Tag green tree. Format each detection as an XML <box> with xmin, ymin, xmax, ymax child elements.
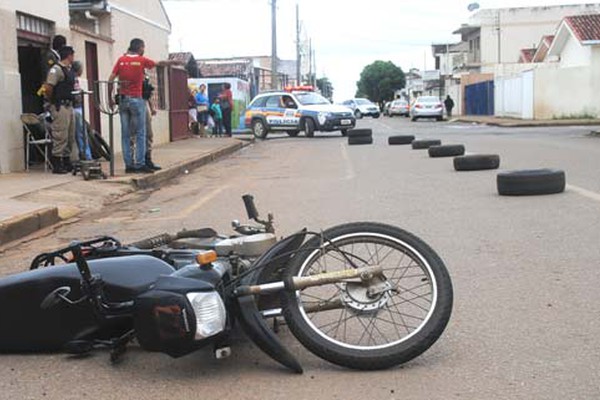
<box><xmin>355</xmin><ymin>61</ymin><xmax>406</xmax><ymax>104</ymax></box>
<box><xmin>317</xmin><ymin>77</ymin><xmax>334</xmax><ymax>101</ymax></box>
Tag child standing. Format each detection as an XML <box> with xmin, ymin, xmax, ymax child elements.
<box><xmin>210</xmin><ymin>98</ymin><xmax>223</xmax><ymax>137</ymax></box>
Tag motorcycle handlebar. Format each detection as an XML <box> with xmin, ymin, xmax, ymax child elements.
<box><xmin>242</xmin><ymin>194</ymin><xmax>259</xmax><ymax>220</ymax></box>
<box><xmin>70</xmin><ymin>244</ymin><xmax>92</xmax><ymax>283</ymax></box>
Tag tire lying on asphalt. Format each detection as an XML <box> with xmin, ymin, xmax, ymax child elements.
<box><xmin>497</xmin><ymin>169</ymin><xmax>566</xmax><ymax>196</ymax></box>
<box><xmin>412</xmin><ymin>139</ymin><xmax>441</xmax><ymax>150</ymax></box>
<box><xmin>428</xmin><ymin>144</ymin><xmax>465</xmax><ymax>158</ymax></box>
<box><xmin>347</xmin><ymin>128</ymin><xmax>372</xmax><ymax>138</ymax></box>
<box><xmin>388</xmin><ymin>135</ymin><xmax>415</xmax><ymax>145</ymax></box>
<box><xmin>454</xmin><ymin>154</ymin><xmax>500</xmax><ymax>171</ymax></box>
<box><xmin>348</xmin><ymin>136</ymin><xmax>373</xmax><ymax>145</ymax></box>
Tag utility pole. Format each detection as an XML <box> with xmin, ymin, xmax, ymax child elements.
<box><xmin>312</xmin><ymin>48</ymin><xmax>316</xmax><ymax>87</ymax></box>
<box><xmin>271</xmin><ymin>0</ymin><xmax>278</xmax><ymax>89</ymax></box>
<box><xmin>496</xmin><ymin>10</ymin><xmax>502</xmax><ymax>63</ymax></box>
<box><xmin>308</xmin><ymin>39</ymin><xmax>313</xmax><ymax>86</ymax></box>
<box><xmin>296</xmin><ymin>2</ymin><xmax>301</xmax><ymax>85</ymax></box>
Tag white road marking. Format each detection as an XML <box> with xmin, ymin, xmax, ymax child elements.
<box><xmin>340</xmin><ymin>142</ymin><xmax>356</xmax><ymax>180</ymax></box>
<box><xmin>145</xmin><ymin>185</ymin><xmax>230</xmax><ymax>222</ymax></box>
<box><xmin>566</xmin><ymin>184</ymin><xmax>600</xmax><ymax>203</ymax></box>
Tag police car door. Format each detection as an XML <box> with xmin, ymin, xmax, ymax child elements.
<box><xmin>265</xmin><ymin>95</ymin><xmax>297</xmax><ymax>130</ymax></box>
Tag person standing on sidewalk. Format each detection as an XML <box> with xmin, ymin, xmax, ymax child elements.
<box><xmin>43</xmin><ymin>46</ymin><xmax>76</xmax><ymax>174</ymax></box>
<box><xmin>195</xmin><ymin>84</ymin><xmax>209</xmax><ymax>137</ymax></box>
<box><xmin>108</xmin><ymin>38</ymin><xmax>157</xmax><ymax>174</ymax></box>
<box><xmin>444</xmin><ymin>95</ymin><xmax>455</xmax><ymax>119</ymax></box>
<box><xmin>219</xmin><ymin>82</ymin><xmax>233</xmax><ymax>136</ymax></box>
<box><xmin>72</xmin><ymin>61</ymin><xmax>92</xmax><ymax>161</ymax></box>
<box><xmin>210</xmin><ymin>97</ymin><xmax>223</xmax><ymax>137</ymax></box>
<box><xmin>141</xmin><ymin>75</ymin><xmax>161</xmax><ymax>170</ymax></box>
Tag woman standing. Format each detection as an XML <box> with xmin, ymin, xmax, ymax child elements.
<box><xmin>220</xmin><ymin>82</ymin><xmax>233</xmax><ymax>137</ymax></box>
<box><xmin>195</xmin><ymin>84</ymin><xmax>209</xmax><ymax>137</ymax></box>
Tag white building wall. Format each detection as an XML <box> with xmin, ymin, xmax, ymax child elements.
<box><xmin>559</xmin><ymin>35</ymin><xmax>591</xmax><ymax>68</ymax></box>
<box><xmin>471</xmin><ymin>4</ymin><xmax>600</xmax><ymax>67</ymax></box>
<box><xmin>0</xmin><ymin>0</ymin><xmax>71</xmax><ymax>173</ymax></box>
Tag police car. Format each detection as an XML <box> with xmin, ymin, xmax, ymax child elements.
<box><xmin>244</xmin><ymin>87</ymin><xmax>356</xmax><ymax>139</ymax></box>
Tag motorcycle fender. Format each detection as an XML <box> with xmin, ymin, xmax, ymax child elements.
<box><xmin>253</xmin><ymin>229</ymin><xmax>307</xmax><ymax>284</ymax></box>
<box><xmin>234</xmin><ymin>294</ymin><xmax>303</xmax><ymax>374</ymax></box>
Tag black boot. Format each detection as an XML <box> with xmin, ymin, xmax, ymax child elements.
<box><xmin>145</xmin><ymin>155</ymin><xmax>162</xmax><ymax>171</ymax></box>
<box><xmin>62</xmin><ymin>157</ymin><xmax>73</xmax><ymax>173</ymax></box>
<box><xmin>51</xmin><ymin>156</ymin><xmax>67</xmax><ymax>174</ymax></box>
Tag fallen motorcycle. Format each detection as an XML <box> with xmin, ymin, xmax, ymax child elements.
<box><xmin>1</xmin><ymin>196</ymin><xmax>453</xmax><ymax>373</ymax></box>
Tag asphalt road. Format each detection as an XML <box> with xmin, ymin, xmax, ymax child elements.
<box><xmin>1</xmin><ymin>117</ymin><xmax>600</xmax><ymax>400</ymax></box>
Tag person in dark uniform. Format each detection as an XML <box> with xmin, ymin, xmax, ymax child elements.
<box><xmin>43</xmin><ymin>46</ymin><xmax>76</xmax><ymax>174</ymax></box>
<box><xmin>37</xmin><ymin>35</ymin><xmax>66</xmax><ymax>99</ymax></box>
<box><xmin>444</xmin><ymin>95</ymin><xmax>455</xmax><ymax>118</ymax></box>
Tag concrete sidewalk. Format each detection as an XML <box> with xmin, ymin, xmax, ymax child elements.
<box><xmin>0</xmin><ymin>136</ymin><xmax>251</xmax><ymax>246</ymax></box>
<box><xmin>451</xmin><ymin>115</ymin><xmax>600</xmax><ymax>127</ymax></box>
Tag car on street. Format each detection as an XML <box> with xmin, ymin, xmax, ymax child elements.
<box><xmin>410</xmin><ymin>96</ymin><xmax>445</xmax><ymax>121</ymax></box>
<box><xmin>383</xmin><ymin>101</ymin><xmax>392</xmax><ymax>116</ymax></box>
<box><xmin>340</xmin><ymin>98</ymin><xmax>381</xmax><ymax>119</ymax></box>
<box><xmin>244</xmin><ymin>88</ymin><xmax>356</xmax><ymax>139</ymax></box>
<box><xmin>388</xmin><ymin>99</ymin><xmax>410</xmax><ymax>117</ymax></box>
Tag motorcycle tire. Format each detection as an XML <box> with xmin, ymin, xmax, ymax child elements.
<box><xmin>281</xmin><ymin>222</ymin><xmax>453</xmax><ymax>370</ymax></box>
<box><xmin>88</xmin><ymin>130</ymin><xmax>112</xmax><ymax>162</ymax></box>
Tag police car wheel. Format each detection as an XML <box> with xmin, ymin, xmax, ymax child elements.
<box><xmin>252</xmin><ymin>119</ymin><xmax>268</xmax><ymax>139</ymax></box>
<box><xmin>341</xmin><ymin>130</ymin><xmax>348</xmax><ymax>136</ymax></box>
<box><xmin>304</xmin><ymin>118</ymin><xmax>316</xmax><ymax>138</ymax></box>
<box><xmin>354</xmin><ymin>110</ymin><xmax>363</xmax><ymax>119</ymax></box>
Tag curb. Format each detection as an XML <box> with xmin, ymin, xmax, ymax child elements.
<box><xmin>452</xmin><ymin>119</ymin><xmax>600</xmax><ymax>128</ymax></box>
<box><xmin>130</xmin><ymin>141</ymin><xmax>247</xmax><ymax>190</ymax></box>
<box><xmin>0</xmin><ymin>207</ymin><xmax>60</xmax><ymax>245</ymax></box>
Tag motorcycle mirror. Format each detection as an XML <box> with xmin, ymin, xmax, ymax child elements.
<box><xmin>242</xmin><ymin>195</ymin><xmax>260</xmax><ymax>220</ymax></box>
<box><xmin>40</xmin><ymin>286</ymin><xmax>72</xmax><ymax>310</ymax></box>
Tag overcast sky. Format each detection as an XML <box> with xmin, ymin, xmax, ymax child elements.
<box><xmin>163</xmin><ymin>0</ymin><xmax>594</xmax><ymax>100</ymax></box>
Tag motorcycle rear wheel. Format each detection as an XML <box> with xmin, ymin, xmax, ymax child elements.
<box><xmin>281</xmin><ymin>222</ymin><xmax>453</xmax><ymax>370</ymax></box>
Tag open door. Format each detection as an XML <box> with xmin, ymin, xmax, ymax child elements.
<box><xmin>168</xmin><ymin>67</ymin><xmax>190</xmax><ymax>141</ymax></box>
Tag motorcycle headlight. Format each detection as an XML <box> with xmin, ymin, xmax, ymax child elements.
<box><xmin>318</xmin><ymin>112</ymin><xmax>331</xmax><ymax>125</ymax></box>
<box><xmin>186</xmin><ymin>292</ymin><xmax>226</xmax><ymax>340</ymax></box>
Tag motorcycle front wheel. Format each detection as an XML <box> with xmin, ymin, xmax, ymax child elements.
<box><xmin>281</xmin><ymin>222</ymin><xmax>453</xmax><ymax>370</ymax></box>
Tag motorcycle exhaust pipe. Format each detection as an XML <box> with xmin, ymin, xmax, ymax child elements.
<box><xmin>235</xmin><ymin>265</ymin><xmax>383</xmax><ymax>297</ymax></box>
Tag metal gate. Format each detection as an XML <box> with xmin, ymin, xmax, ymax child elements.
<box><xmin>465</xmin><ymin>80</ymin><xmax>494</xmax><ymax>115</ymax></box>
<box><xmin>168</xmin><ymin>67</ymin><xmax>190</xmax><ymax>141</ymax></box>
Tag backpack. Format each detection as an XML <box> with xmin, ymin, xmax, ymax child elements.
<box><xmin>142</xmin><ymin>77</ymin><xmax>154</xmax><ymax>100</ymax></box>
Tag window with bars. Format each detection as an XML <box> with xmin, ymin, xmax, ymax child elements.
<box><xmin>16</xmin><ymin>12</ymin><xmax>53</xmax><ymax>38</ymax></box>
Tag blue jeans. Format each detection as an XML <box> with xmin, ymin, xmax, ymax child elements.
<box><xmin>119</xmin><ymin>96</ymin><xmax>146</xmax><ymax>168</ymax></box>
<box><xmin>73</xmin><ymin>107</ymin><xmax>92</xmax><ymax>160</ymax></box>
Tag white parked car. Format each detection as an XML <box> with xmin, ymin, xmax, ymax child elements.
<box><xmin>340</xmin><ymin>98</ymin><xmax>381</xmax><ymax>119</ymax></box>
<box><xmin>410</xmin><ymin>96</ymin><xmax>444</xmax><ymax>121</ymax></box>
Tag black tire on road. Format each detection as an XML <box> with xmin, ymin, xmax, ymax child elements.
<box><xmin>373</xmin><ymin>113</ymin><xmax>380</xmax><ymax>119</ymax></box>
<box><xmin>454</xmin><ymin>154</ymin><xmax>500</xmax><ymax>171</ymax></box>
<box><xmin>348</xmin><ymin>136</ymin><xmax>373</xmax><ymax>145</ymax></box>
<box><xmin>428</xmin><ymin>144</ymin><xmax>465</xmax><ymax>158</ymax></box>
<box><xmin>304</xmin><ymin>118</ymin><xmax>316</xmax><ymax>138</ymax></box>
<box><xmin>388</xmin><ymin>135</ymin><xmax>415</xmax><ymax>145</ymax></box>
<box><xmin>497</xmin><ymin>169</ymin><xmax>566</xmax><ymax>196</ymax></box>
<box><xmin>252</xmin><ymin>119</ymin><xmax>268</xmax><ymax>139</ymax></box>
<box><xmin>411</xmin><ymin>139</ymin><xmax>441</xmax><ymax>150</ymax></box>
<box><xmin>347</xmin><ymin>129</ymin><xmax>372</xmax><ymax>138</ymax></box>
<box><xmin>281</xmin><ymin>222</ymin><xmax>453</xmax><ymax>370</ymax></box>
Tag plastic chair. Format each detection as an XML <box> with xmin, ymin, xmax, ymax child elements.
<box><xmin>21</xmin><ymin>113</ymin><xmax>52</xmax><ymax>172</ymax></box>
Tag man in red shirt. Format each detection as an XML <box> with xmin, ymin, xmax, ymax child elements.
<box><xmin>109</xmin><ymin>38</ymin><xmax>157</xmax><ymax>173</ymax></box>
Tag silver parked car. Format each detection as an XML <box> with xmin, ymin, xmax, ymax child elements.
<box><xmin>388</xmin><ymin>99</ymin><xmax>410</xmax><ymax>117</ymax></box>
<box><xmin>410</xmin><ymin>96</ymin><xmax>444</xmax><ymax>121</ymax></box>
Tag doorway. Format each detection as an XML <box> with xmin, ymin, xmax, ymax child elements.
<box><xmin>85</xmin><ymin>41</ymin><xmax>102</xmax><ymax>133</ymax></box>
<box><xmin>18</xmin><ymin>45</ymin><xmax>45</xmax><ymax>115</ymax></box>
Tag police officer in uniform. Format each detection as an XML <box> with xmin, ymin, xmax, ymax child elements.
<box><xmin>43</xmin><ymin>46</ymin><xmax>76</xmax><ymax>174</ymax></box>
